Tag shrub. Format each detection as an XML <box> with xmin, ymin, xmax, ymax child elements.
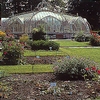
<box><xmin>0</xmin><ymin>31</ymin><xmax>6</xmax><ymax>41</ymax></box>
<box><xmin>3</xmin><ymin>34</ymin><xmax>15</xmax><ymax>42</ymax></box>
<box><xmin>32</xmin><ymin>25</ymin><xmax>46</xmax><ymax>40</ymax></box>
<box><xmin>75</xmin><ymin>32</ymin><xmax>91</xmax><ymax>42</ymax></box>
<box><xmin>53</xmin><ymin>56</ymin><xmax>100</xmax><ymax>80</ymax></box>
<box><xmin>0</xmin><ymin>31</ymin><xmax>6</xmax><ymax>37</ymax></box>
<box><xmin>30</xmin><ymin>40</ymin><xmax>59</xmax><ymax>50</ymax></box>
<box><xmin>2</xmin><ymin>41</ymin><xmax>24</xmax><ymax>65</ymax></box>
<box><xmin>90</xmin><ymin>36</ymin><xmax>100</xmax><ymax>46</ymax></box>
<box><xmin>19</xmin><ymin>34</ymin><xmax>29</xmax><ymax>43</ymax></box>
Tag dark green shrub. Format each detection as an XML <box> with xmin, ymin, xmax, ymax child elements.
<box><xmin>32</xmin><ymin>25</ymin><xmax>46</xmax><ymax>41</ymax></box>
<box><xmin>30</xmin><ymin>40</ymin><xmax>59</xmax><ymax>50</ymax></box>
<box><xmin>53</xmin><ymin>56</ymin><xmax>99</xmax><ymax>80</ymax></box>
<box><xmin>85</xmin><ymin>35</ymin><xmax>91</xmax><ymax>41</ymax></box>
<box><xmin>44</xmin><ymin>41</ymin><xmax>59</xmax><ymax>50</ymax></box>
<box><xmin>90</xmin><ymin>36</ymin><xmax>100</xmax><ymax>46</ymax></box>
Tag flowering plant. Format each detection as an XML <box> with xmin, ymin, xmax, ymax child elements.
<box><xmin>3</xmin><ymin>34</ymin><xmax>15</xmax><ymax>42</ymax></box>
<box><xmin>0</xmin><ymin>31</ymin><xmax>6</xmax><ymax>37</ymax></box>
<box><xmin>2</xmin><ymin>41</ymin><xmax>24</xmax><ymax>65</ymax></box>
<box><xmin>53</xmin><ymin>56</ymin><xmax>100</xmax><ymax>80</ymax></box>
<box><xmin>84</xmin><ymin>66</ymin><xmax>100</xmax><ymax>80</ymax></box>
<box><xmin>0</xmin><ymin>31</ymin><xmax>6</xmax><ymax>41</ymax></box>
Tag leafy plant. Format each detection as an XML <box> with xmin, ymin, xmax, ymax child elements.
<box><xmin>0</xmin><ymin>31</ymin><xmax>6</xmax><ymax>41</ymax></box>
<box><xmin>53</xmin><ymin>56</ymin><xmax>100</xmax><ymax>80</ymax></box>
<box><xmin>30</xmin><ymin>40</ymin><xmax>59</xmax><ymax>50</ymax></box>
<box><xmin>19</xmin><ymin>34</ymin><xmax>29</xmax><ymax>43</ymax></box>
<box><xmin>75</xmin><ymin>32</ymin><xmax>91</xmax><ymax>42</ymax></box>
<box><xmin>90</xmin><ymin>36</ymin><xmax>100</xmax><ymax>46</ymax></box>
<box><xmin>32</xmin><ymin>25</ymin><xmax>46</xmax><ymax>40</ymax></box>
<box><xmin>0</xmin><ymin>31</ymin><xmax>6</xmax><ymax>37</ymax></box>
<box><xmin>3</xmin><ymin>34</ymin><xmax>15</xmax><ymax>42</ymax></box>
<box><xmin>2</xmin><ymin>41</ymin><xmax>24</xmax><ymax>65</ymax></box>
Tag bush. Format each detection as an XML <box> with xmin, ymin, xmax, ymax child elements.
<box><xmin>30</xmin><ymin>40</ymin><xmax>59</xmax><ymax>50</ymax></box>
<box><xmin>75</xmin><ymin>32</ymin><xmax>90</xmax><ymax>42</ymax></box>
<box><xmin>32</xmin><ymin>25</ymin><xmax>46</xmax><ymax>40</ymax></box>
<box><xmin>3</xmin><ymin>34</ymin><xmax>15</xmax><ymax>42</ymax></box>
<box><xmin>0</xmin><ymin>31</ymin><xmax>6</xmax><ymax>37</ymax></box>
<box><xmin>2</xmin><ymin>41</ymin><xmax>24</xmax><ymax>65</ymax></box>
<box><xmin>90</xmin><ymin>36</ymin><xmax>100</xmax><ymax>46</ymax></box>
<box><xmin>53</xmin><ymin>56</ymin><xmax>100</xmax><ymax>80</ymax></box>
<box><xmin>0</xmin><ymin>31</ymin><xmax>6</xmax><ymax>41</ymax></box>
<box><xmin>19</xmin><ymin>34</ymin><xmax>29</xmax><ymax>43</ymax></box>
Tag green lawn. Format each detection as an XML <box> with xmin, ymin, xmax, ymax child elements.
<box><xmin>0</xmin><ymin>65</ymin><xmax>53</xmax><ymax>74</ymax></box>
<box><xmin>60</xmin><ymin>48</ymin><xmax>100</xmax><ymax>64</ymax></box>
<box><xmin>54</xmin><ymin>40</ymin><xmax>90</xmax><ymax>47</ymax></box>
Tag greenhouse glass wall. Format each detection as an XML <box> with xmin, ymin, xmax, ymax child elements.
<box><xmin>1</xmin><ymin>0</ymin><xmax>91</xmax><ymax>39</ymax></box>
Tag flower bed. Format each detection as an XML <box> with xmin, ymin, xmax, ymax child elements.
<box><xmin>0</xmin><ymin>73</ymin><xmax>100</xmax><ymax>100</ymax></box>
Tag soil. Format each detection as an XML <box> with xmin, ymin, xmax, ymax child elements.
<box><xmin>0</xmin><ymin>73</ymin><xmax>100</xmax><ymax>100</ymax></box>
<box><xmin>25</xmin><ymin>56</ymin><xmax>64</xmax><ymax>64</ymax></box>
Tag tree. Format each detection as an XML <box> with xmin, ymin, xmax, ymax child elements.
<box><xmin>67</xmin><ymin>0</ymin><xmax>100</xmax><ymax>30</ymax></box>
<box><xmin>1</xmin><ymin>0</ymin><xmax>42</xmax><ymax>17</ymax></box>
<box><xmin>51</xmin><ymin>0</ymin><xmax>65</xmax><ymax>7</ymax></box>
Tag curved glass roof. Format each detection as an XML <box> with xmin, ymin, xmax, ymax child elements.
<box><xmin>7</xmin><ymin>10</ymin><xmax>80</xmax><ymax>24</ymax></box>
<box><xmin>3</xmin><ymin>0</ymin><xmax>90</xmax><ymax>35</ymax></box>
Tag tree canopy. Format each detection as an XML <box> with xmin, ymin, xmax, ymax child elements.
<box><xmin>67</xmin><ymin>0</ymin><xmax>100</xmax><ymax>30</ymax></box>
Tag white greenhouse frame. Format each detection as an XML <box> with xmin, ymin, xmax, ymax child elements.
<box><xmin>0</xmin><ymin>0</ymin><xmax>91</xmax><ymax>39</ymax></box>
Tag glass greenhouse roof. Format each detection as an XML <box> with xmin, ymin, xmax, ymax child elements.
<box><xmin>7</xmin><ymin>10</ymin><xmax>80</xmax><ymax>24</ymax></box>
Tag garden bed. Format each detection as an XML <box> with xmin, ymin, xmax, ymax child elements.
<box><xmin>0</xmin><ymin>73</ymin><xmax>100</xmax><ymax>100</ymax></box>
<box><xmin>26</xmin><ymin>56</ymin><xmax>64</xmax><ymax>64</ymax></box>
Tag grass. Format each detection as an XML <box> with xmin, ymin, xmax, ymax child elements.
<box><xmin>60</xmin><ymin>48</ymin><xmax>100</xmax><ymax>64</ymax></box>
<box><xmin>24</xmin><ymin>50</ymin><xmax>59</xmax><ymax>56</ymax></box>
<box><xmin>0</xmin><ymin>65</ymin><xmax>53</xmax><ymax>74</ymax></box>
<box><xmin>54</xmin><ymin>40</ymin><xmax>90</xmax><ymax>47</ymax></box>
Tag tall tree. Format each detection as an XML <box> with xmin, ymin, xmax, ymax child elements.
<box><xmin>67</xmin><ymin>0</ymin><xmax>100</xmax><ymax>30</ymax></box>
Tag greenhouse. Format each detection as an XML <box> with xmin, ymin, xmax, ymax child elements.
<box><xmin>1</xmin><ymin>0</ymin><xmax>91</xmax><ymax>39</ymax></box>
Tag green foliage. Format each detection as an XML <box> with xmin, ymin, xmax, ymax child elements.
<box><xmin>53</xmin><ymin>56</ymin><xmax>100</xmax><ymax>80</ymax></box>
<box><xmin>29</xmin><ymin>40</ymin><xmax>59</xmax><ymax>50</ymax></box>
<box><xmin>19</xmin><ymin>34</ymin><xmax>29</xmax><ymax>43</ymax></box>
<box><xmin>3</xmin><ymin>34</ymin><xmax>15</xmax><ymax>42</ymax></box>
<box><xmin>90</xmin><ymin>36</ymin><xmax>100</xmax><ymax>46</ymax></box>
<box><xmin>75</xmin><ymin>32</ymin><xmax>90</xmax><ymax>42</ymax></box>
<box><xmin>2</xmin><ymin>41</ymin><xmax>24</xmax><ymax>65</ymax></box>
<box><xmin>0</xmin><ymin>70</ymin><xmax>9</xmax><ymax>78</ymax></box>
<box><xmin>32</xmin><ymin>25</ymin><xmax>46</xmax><ymax>40</ymax></box>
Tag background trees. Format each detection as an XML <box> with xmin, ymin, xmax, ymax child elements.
<box><xmin>1</xmin><ymin>0</ymin><xmax>42</xmax><ymax>17</ymax></box>
<box><xmin>67</xmin><ymin>0</ymin><xmax>100</xmax><ymax>30</ymax></box>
